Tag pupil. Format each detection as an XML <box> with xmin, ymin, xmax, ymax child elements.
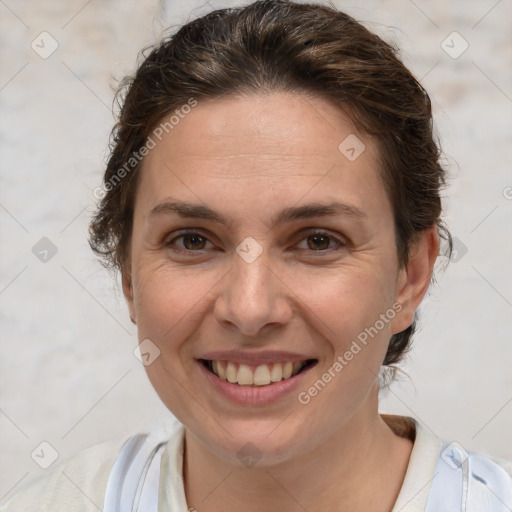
<box><xmin>308</xmin><ymin>234</ymin><xmax>329</xmax><ymax>250</ymax></box>
<box><xmin>185</xmin><ymin>234</ymin><xmax>205</xmax><ymax>250</ymax></box>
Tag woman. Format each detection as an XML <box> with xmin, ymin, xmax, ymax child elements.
<box><xmin>2</xmin><ymin>1</ymin><xmax>511</xmax><ymax>510</ymax></box>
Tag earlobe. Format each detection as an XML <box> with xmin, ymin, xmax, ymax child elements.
<box><xmin>121</xmin><ymin>269</ymin><xmax>137</xmax><ymax>325</ymax></box>
<box><xmin>391</xmin><ymin>226</ymin><xmax>439</xmax><ymax>334</ymax></box>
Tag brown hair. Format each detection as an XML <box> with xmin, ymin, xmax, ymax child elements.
<box><xmin>88</xmin><ymin>0</ymin><xmax>452</xmax><ymax>370</ymax></box>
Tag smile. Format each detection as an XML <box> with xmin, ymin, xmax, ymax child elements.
<box><xmin>200</xmin><ymin>359</ymin><xmax>317</xmax><ymax>387</ymax></box>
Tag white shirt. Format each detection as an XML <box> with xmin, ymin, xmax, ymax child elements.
<box><xmin>2</xmin><ymin>415</ymin><xmax>511</xmax><ymax>511</ymax></box>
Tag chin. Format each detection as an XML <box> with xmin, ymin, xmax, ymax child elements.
<box><xmin>190</xmin><ymin>416</ymin><xmax>312</xmax><ymax>468</ymax></box>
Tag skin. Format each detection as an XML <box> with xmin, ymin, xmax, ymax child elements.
<box><xmin>122</xmin><ymin>91</ymin><xmax>439</xmax><ymax>511</ymax></box>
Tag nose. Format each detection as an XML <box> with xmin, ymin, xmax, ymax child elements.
<box><xmin>213</xmin><ymin>245</ymin><xmax>293</xmax><ymax>338</ymax></box>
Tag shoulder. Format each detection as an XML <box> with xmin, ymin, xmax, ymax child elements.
<box><xmin>426</xmin><ymin>442</ymin><xmax>512</xmax><ymax>511</ymax></box>
<box><xmin>386</xmin><ymin>415</ymin><xmax>512</xmax><ymax>512</ymax></box>
<box><xmin>466</xmin><ymin>449</ymin><xmax>512</xmax><ymax>502</ymax></box>
<box><xmin>490</xmin><ymin>455</ymin><xmax>512</xmax><ymax>479</ymax></box>
<box><xmin>0</xmin><ymin>435</ymin><xmax>131</xmax><ymax>512</ymax></box>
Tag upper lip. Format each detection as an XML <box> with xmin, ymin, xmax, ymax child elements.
<box><xmin>198</xmin><ymin>350</ymin><xmax>317</xmax><ymax>365</ymax></box>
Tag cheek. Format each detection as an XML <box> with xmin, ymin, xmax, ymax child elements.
<box><xmin>131</xmin><ymin>266</ymin><xmax>211</xmax><ymax>417</ymax></box>
<box><xmin>286</xmin><ymin>263</ymin><xmax>396</xmax><ymax>348</ymax></box>
<box><xmin>133</xmin><ymin>255</ymin><xmax>396</xmax><ymax>351</ymax></box>
<box><xmin>293</xmin><ymin>267</ymin><xmax>396</xmax><ymax>415</ymax></box>
<box><xmin>132</xmin><ymin>263</ymin><xmax>217</xmax><ymax>351</ymax></box>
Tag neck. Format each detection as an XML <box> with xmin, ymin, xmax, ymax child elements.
<box><xmin>182</xmin><ymin>390</ymin><xmax>414</xmax><ymax>512</ymax></box>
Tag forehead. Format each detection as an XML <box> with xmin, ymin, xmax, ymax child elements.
<box><xmin>135</xmin><ymin>92</ymin><xmax>391</xmax><ymax>226</ymax></box>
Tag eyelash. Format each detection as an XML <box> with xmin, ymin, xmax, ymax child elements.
<box><xmin>164</xmin><ymin>229</ymin><xmax>347</xmax><ymax>255</ymax></box>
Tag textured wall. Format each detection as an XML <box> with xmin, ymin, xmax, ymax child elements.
<box><xmin>1</xmin><ymin>0</ymin><xmax>511</xmax><ymax>502</ymax></box>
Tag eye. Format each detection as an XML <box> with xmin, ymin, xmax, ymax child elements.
<box><xmin>165</xmin><ymin>230</ymin><xmax>213</xmax><ymax>252</ymax></box>
<box><xmin>164</xmin><ymin>229</ymin><xmax>347</xmax><ymax>255</ymax></box>
<box><xmin>296</xmin><ymin>230</ymin><xmax>346</xmax><ymax>253</ymax></box>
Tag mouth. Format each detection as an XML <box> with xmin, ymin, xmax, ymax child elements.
<box><xmin>199</xmin><ymin>359</ymin><xmax>318</xmax><ymax>387</ymax></box>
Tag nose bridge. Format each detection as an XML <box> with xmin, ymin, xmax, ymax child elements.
<box><xmin>215</xmin><ymin>238</ymin><xmax>291</xmax><ymax>336</ymax></box>
<box><xmin>233</xmin><ymin>244</ymin><xmax>272</xmax><ymax>301</ymax></box>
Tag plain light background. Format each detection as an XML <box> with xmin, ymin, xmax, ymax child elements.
<box><xmin>0</xmin><ymin>0</ymin><xmax>511</xmax><ymax>502</ymax></box>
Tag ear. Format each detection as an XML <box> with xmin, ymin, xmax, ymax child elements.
<box><xmin>121</xmin><ymin>264</ymin><xmax>137</xmax><ymax>325</ymax></box>
<box><xmin>391</xmin><ymin>226</ymin><xmax>439</xmax><ymax>334</ymax></box>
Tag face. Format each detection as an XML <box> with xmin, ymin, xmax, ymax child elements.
<box><xmin>123</xmin><ymin>91</ymin><xmax>433</xmax><ymax>466</ymax></box>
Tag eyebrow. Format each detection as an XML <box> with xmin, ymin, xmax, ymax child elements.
<box><xmin>147</xmin><ymin>199</ymin><xmax>366</xmax><ymax>229</ymax></box>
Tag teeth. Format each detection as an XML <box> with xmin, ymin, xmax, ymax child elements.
<box><xmin>237</xmin><ymin>364</ymin><xmax>253</xmax><ymax>385</ymax></box>
<box><xmin>270</xmin><ymin>363</ymin><xmax>282</xmax><ymax>382</ymax></box>
<box><xmin>254</xmin><ymin>364</ymin><xmax>271</xmax><ymax>385</ymax></box>
<box><xmin>282</xmin><ymin>362</ymin><xmax>293</xmax><ymax>379</ymax></box>
<box><xmin>217</xmin><ymin>361</ymin><xmax>227</xmax><ymax>380</ymax></box>
<box><xmin>226</xmin><ymin>362</ymin><xmax>237</xmax><ymax>383</ymax></box>
<box><xmin>208</xmin><ymin>360</ymin><xmax>308</xmax><ymax>386</ymax></box>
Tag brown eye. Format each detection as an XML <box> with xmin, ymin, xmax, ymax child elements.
<box><xmin>296</xmin><ymin>230</ymin><xmax>346</xmax><ymax>253</ymax></box>
<box><xmin>166</xmin><ymin>231</ymin><xmax>211</xmax><ymax>251</ymax></box>
<box><xmin>182</xmin><ymin>233</ymin><xmax>207</xmax><ymax>250</ymax></box>
<box><xmin>306</xmin><ymin>234</ymin><xmax>332</xmax><ymax>251</ymax></box>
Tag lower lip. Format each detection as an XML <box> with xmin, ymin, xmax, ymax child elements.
<box><xmin>197</xmin><ymin>360</ymin><xmax>316</xmax><ymax>405</ymax></box>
